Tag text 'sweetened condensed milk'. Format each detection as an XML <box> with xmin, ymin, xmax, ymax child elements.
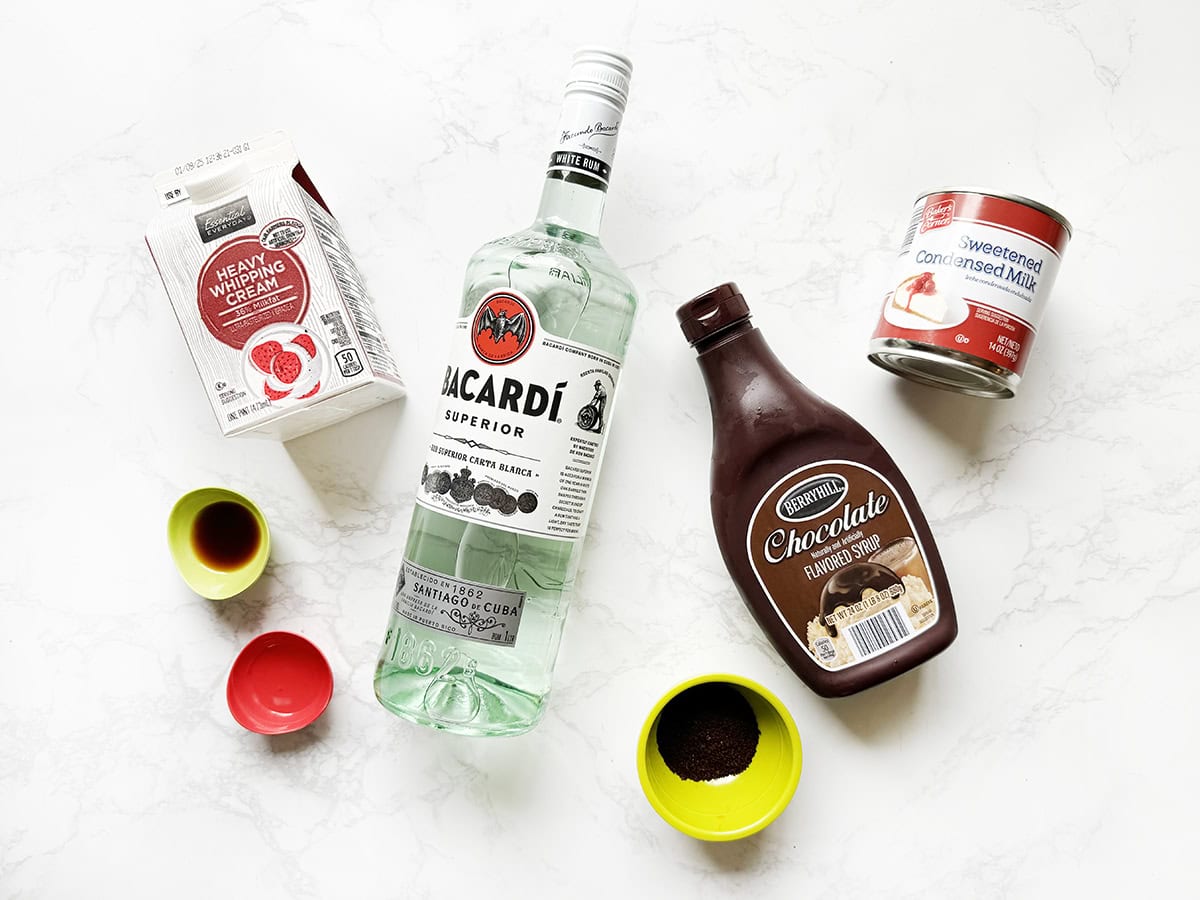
<box><xmin>868</xmin><ymin>188</ymin><xmax>1071</xmax><ymax>399</ymax></box>
<box><xmin>145</xmin><ymin>132</ymin><xmax>404</xmax><ymax>440</ymax></box>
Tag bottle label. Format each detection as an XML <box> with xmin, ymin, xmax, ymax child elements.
<box><xmin>393</xmin><ymin>558</ymin><xmax>526</xmax><ymax>647</ymax></box>
<box><xmin>745</xmin><ymin>461</ymin><xmax>940</xmax><ymax>670</ymax></box>
<box><xmin>415</xmin><ymin>288</ymin><xmax>621</xmax><ymax>541</ymax></box>
<box><xmin>546</xmin><ymin>92</ymin><xmax>622</xmax><ymax>185</ymax></box>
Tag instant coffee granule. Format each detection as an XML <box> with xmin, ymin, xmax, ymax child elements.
<box><xmin>655</xmin><ymin>683</ymin><xmax>760</xmax><ymax>781</ymax></box>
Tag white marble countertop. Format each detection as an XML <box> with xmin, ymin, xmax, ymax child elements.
<box><xmin>3</xmin><ymin>1</ymin><xmax>1197</xmax><ymax>897</ymax></box>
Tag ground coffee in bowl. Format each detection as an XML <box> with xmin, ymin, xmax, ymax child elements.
<box><xmin>655</xmin><ymin>682</ymin><xmax>760</xmax><ymax>782</ymax></box>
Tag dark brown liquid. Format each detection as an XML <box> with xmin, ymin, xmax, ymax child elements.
<box><xmin>679</xmin><ymin>284</ymin><xmax>957</xmax><ymax>698</ymax></box>
<box><xmin>191</xmin><ymin>501</ymin><xmax>261</xmax><ymax>571</ymax></box>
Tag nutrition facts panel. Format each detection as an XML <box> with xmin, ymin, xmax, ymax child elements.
<box><xmin>304</xmin><ymin>195</ymin><xmax>403</xmax><ymax>384</ymax></box>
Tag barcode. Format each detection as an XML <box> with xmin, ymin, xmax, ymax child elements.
<box><xmin>845</xmin><ymin>604</ymin><xmax>911</xmax><ymax>660</ymax></box>
<box><xmin>898</xmin><ymin>207</ymin><xmax>923</xmax><ymax>254</ymax></box>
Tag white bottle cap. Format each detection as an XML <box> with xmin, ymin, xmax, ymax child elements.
<box><xmin>185</xmin><ymin>162</ymin><xmax>252</xmax><ymax>205</ymax></box>
<box><xmin>566</xmin><ymin>47</ymin><xmax>633</xmax><ymax>111</ymax></box>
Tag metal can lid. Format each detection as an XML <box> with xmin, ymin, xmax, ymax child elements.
<box><xmin>868</xmin><ymin>339</ymin><xmax>1019</xmax><ymax>399</ymax></box>
<box><xmin>917</xmin><ymin>186</ymin><xmax>1072</xmax><ymax>238</ymax></box>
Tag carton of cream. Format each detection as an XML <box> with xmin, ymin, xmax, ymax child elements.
<box><xmin>146</xmin><ymin>132</ymin><xmax>403</xmax><ymax>440</ymax></box>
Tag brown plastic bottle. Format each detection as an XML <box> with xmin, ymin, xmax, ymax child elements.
<box><xmin>678</xmin><ymin>283</ymin><xmax>957</xmax><ymax>697</ymax></box>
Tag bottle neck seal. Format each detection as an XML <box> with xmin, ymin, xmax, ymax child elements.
<box><xmin>536</xmin><ymin>48</ymin><xmax>632</xmax><ymax>235</ymax></box>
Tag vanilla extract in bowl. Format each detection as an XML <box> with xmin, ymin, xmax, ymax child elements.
<box><xmin>191</xmin><ymin>500</ymin><xmax>262</xmax><ymax>571</ymax></box>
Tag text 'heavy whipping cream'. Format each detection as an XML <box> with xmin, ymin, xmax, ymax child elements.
<box><xmin>868</xmin><ymin>188</ymin><xmax>1072</xmax><ymax>399</ymax></box>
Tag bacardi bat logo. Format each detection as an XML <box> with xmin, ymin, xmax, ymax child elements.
<box><xmin>471</xmin><ymin>290</ymin><xmax>536</xmax><ymax>365</ymax></box>
<box><xmin>479</xmin><ymin>307</ymin><xmax>527</xmax><ymax>345</ymax></box>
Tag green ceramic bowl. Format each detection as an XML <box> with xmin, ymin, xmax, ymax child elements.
<box><xmin>167</xmin><ymin>487</ymin><xmax>270</xmax><ymax>600</ymax></box>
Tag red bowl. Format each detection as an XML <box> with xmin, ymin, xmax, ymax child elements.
<box><xmin>226</xmin><ymin>631</ymin><xmax>333</xmax><ymax>734</ymax></box>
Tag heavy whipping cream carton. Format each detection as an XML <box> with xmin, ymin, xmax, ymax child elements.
<box><xmin>146</xmin><ymin>132</ymin><xmax>403</xmax><ymax>440</ymax></box>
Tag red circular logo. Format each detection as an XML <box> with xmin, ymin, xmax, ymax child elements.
<box><xmin>196</xmin><ymin>236</ymin><xmax>309</xmax><ymax>350</ymax></box>
<box><xmin>471</xmin><ymin>291</ymin><xmax>535</xmax><ymax>365</ymax></box>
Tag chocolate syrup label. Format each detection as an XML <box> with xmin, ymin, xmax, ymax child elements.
<box><xmin>415</xmin><ymin>288</ymin><xmax>621</xmax><ymax>541</ymax></box>
<box><xmin>746</xmin><ymin>460</ymin><xmax>940</xmax><ymax>670</ymax></box>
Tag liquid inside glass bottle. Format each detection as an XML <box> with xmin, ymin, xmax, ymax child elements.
<box><xmin>374</xmin><ymin>49</ymin><xmax>638</xmax><ymax>736</ymax></box>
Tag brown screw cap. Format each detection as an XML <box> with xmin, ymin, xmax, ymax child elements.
<box><xmin>676</xmin><ymin>282</ymin><xmax>751</xmax><ymax>345</ymax></box>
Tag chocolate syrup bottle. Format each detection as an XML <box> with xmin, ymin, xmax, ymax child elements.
<box><xmin>678</xmin><ymin>284</ymin><xmax>957</xmax><ymax>697</ymax></box>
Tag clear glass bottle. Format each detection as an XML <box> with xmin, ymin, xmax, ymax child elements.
<box><xmin>375</xmin><ymin>48</ymin><xmax>638</xmax><ymax>735</ymax></box>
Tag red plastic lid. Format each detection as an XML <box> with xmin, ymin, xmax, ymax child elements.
<box><xmin>226</xmin><ymin>631</ymin><xmax>333</xmax><ymax>734</ymax></box>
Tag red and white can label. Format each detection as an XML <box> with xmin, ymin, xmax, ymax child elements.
<box><xmin>872</xmin><ymin>191</ymin><xmax>1070</xmax><ymax>375</ymax></box>
<box><xmin>196</xmin><ymin>235</ymin><xmax>310</xmax><ymax>350</ymax></box>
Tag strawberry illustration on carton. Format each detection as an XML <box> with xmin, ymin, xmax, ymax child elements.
<box><xmin>145</xmin><ymin>132</ymin><xmax>404</xmax><ymax>441</ymax></box>
<box><xmin>245</xmin><ymin>324</ymin><xmax>324</xmax><ymax>403</ymax></box>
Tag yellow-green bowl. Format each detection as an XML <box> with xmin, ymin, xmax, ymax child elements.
<box><xmin>167</xmin><ymin>487</ymin><xmax>270</xmax><ymax>600</ymax></box>
<box><xmin>637</xmin><ymin>673</ymin><xmax>802</xmax><ymax>841</ymax></box>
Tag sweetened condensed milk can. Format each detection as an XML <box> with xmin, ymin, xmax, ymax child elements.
<box><xmin>868</xmin><ymin>188</ymin><xmax>1072</xmax><ymax>398</ymax></box>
